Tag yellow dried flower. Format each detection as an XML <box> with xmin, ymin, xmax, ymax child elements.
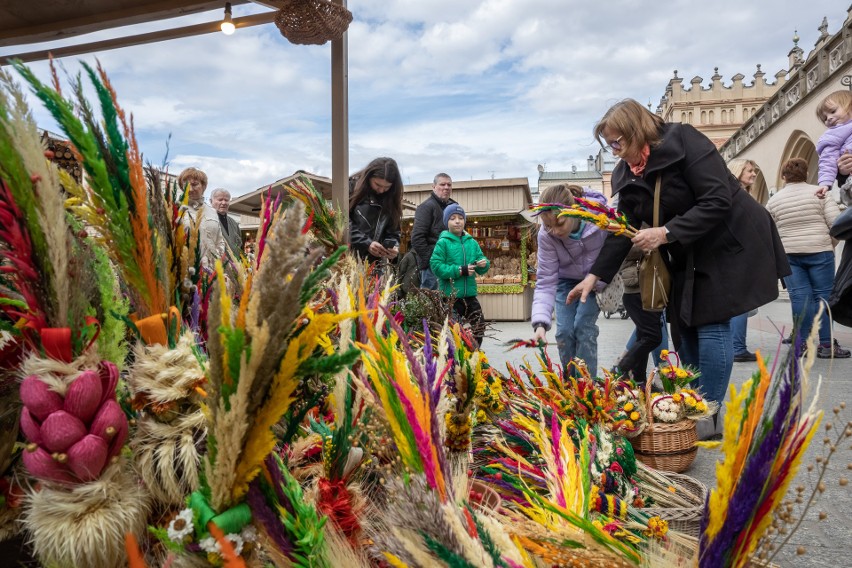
<box><xmin>623</xmin><ymin>402</ymin><xmax>635</xmax><ymax>412</ymax></box>
<box><xmin>645</xmin><ymin>516</ymin><xmax>669</xmax><ymax>538</ymax></box>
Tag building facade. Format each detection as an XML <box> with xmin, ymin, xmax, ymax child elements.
<box><xmin>720</xmin><ymin>9</ymin><xmax>852</xmax><ymax>201</ymax></box>
<box><xmin>656</xmin><ymin>66</ymin><xmax>788</xmax><ymax>149</ymax></box>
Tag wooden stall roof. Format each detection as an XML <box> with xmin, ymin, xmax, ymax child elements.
<box><xmin>402</xmin><ymin>177</ymin><xmax>533</xmax><ymax>219</ymax></box>
<box><xmin>229</xmin><ymin>171</ymin><xmax>332</xmax><ymax>216</ymax></box>
<box><xmin>231</xmin><ymin>170</ymin><xmax>418</xmax><ymax>218</ymax></box>
<box><xmin>0</xmin><ymin>1</ymin><xmax>254</xmax><ymax>47</ymax></box>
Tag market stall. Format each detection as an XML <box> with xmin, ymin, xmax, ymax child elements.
<box><xmin>402</xmin><ymin>178</ymin><xmax>534</xmax><ymax>320</ymax></box>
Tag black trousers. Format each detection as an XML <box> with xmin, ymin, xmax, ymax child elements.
<box><xmin>453</xmin><ymin>296</ymin><xmax>485</xmax><ymax>348</ymax></box>
<box><xmin>619</xmin><ymin>292</ymin><xmax>663</xmax><ymax>384</ymax></box>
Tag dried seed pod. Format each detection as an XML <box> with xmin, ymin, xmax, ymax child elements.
<box><xmin>40</xmin><ymin>410</ymin><xmax>87</xmax><ymax>453</ymax></box>
<box><xmin>20</xmin><ymin>376</ymin><xmax>63</xmax><ymax>421</ymax></box>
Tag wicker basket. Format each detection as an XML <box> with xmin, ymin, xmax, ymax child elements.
<box><xmin>274</xmin><ymin>0</ymin><xmax>353</xmax><ymax>45</ymax></box>
<box><xmin>641</xmin><ymin>473</ymin><xmax>706</xmax><ymax>537</ymax></box>
<box><xmin>630</xmin><ymin>381</ymin><xmax>698</xmax><ymax>473</ymax></box>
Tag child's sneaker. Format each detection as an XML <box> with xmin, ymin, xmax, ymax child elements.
<box><xmin>817</xmin><ymin>339</ymin><xmax>851</xmax><ymax>359</ymax></box>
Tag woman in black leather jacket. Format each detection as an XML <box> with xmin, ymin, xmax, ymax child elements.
<box><xmin>348</xmin><ymin>157</ymin><xmax>404</xmax><ymax>263</ymax></box>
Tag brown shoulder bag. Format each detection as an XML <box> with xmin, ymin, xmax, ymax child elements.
<box><xmin>638</xmin><ymin>176</ymin><xmax>672</xmax><ymax>312</ymax></box>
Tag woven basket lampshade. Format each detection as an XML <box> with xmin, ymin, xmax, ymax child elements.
<box><xmin>274</xmin><ymin>0</ymin><xmax>353</xmax><ymax>45</ymax></box>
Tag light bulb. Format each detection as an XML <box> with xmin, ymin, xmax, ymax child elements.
<box><xmin>221</xmin><ymin>2</ymin><xmax>235</xmax><ymax>35</ymax></box>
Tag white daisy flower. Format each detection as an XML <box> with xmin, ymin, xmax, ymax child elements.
<box><xmin>198</xmin><ymin>536</ymin><xmax>219</xmax><ymax>553</ymax></box>
<box><xmin>226</xmin><ymin>533</ymin><xmax>245</xmax><ymax>556</ymax></box>
<box><xmin>167</xmin><ymin>508</ymin><xmax>195</xmax><ymax>542</ymax></box>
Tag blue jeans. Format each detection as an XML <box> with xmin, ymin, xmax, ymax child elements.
<box><xmin>677</xmin><ymin>321</ymin><xmax>733</xmax><ymax>406</ymax></box>
<box><xmin>783</xmin><ymin>252</ymin><xmax>835</xmax><ymax>345</ymax></box>
<box><xmin>420</xmin><ymin>268</ymin><xmax>438</xmax><ymax>290</ymax></box>
<box><xmin>555</xmin><ymin>278</ymin><xmax>600</xmax><ymax>376</ymax></box>
<box><xmin>730</xmin><ymin>312</ymin><xmax>749</xmax><ymax>355</ymax></box>
<box><xmin>625</xmin><ymin>311</ymin><xmax>669</xmax><ymax>367</ymax></box>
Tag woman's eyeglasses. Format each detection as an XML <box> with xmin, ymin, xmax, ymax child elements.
<box><xmin>608</xmin><ymin>136</ymin><xmax>624</xmax><ymax>151</ymax></box>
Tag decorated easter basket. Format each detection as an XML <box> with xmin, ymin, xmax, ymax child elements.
<box><xmin>630</xmin><ymin>381</ymin><xmax>697</xmax><ymax>473</ymax></box>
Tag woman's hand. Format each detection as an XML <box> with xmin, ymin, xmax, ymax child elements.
<box><xmin>533</xmin><ymin>325</ymin><xmax>547</xmax><ymax>343</ymax></box>
<box><xmin>631</xmin><ymin>227</ymin><xmax>668</xmax><ymax>253</ymax></box>
<box><xmin>838</xmin><ymin>152</ymin><xmax>852</xmax><ymax>176</ymax></box>
<box><xmin>368</xmin><ymin>241</ymin><xmax>390</xmax><ymax>257</ymax></box>
<box><xmin>386</xmin><ymin>245</ymin><xmax>399</xmax><ymax>259</ymax></box>
<box><xmin>567</xmin><ymin>274</ymin><xmax>599</xmax><ymax>304</ymax></box>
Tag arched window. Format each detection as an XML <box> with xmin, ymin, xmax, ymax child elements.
<box><xmin>701</xmin><ymin>110</ymin><xmax>707</xmax><ymax>123</ymax></box>
<box><xmin>721</xmin><ymin>109</ymin><xmax>727</xmax><ymax>123</ymax></box>
<box><xmin>688</xmin><ymin>111</ymin><xmax>693</xmax><ymax>123</ymax></box>
<box><xmin>709</xmin><ymin>110</ymin><xmax>715</xmax><ymax>124</ymax></box>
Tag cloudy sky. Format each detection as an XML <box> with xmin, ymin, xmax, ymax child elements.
<box><xmin>0</xmin><ymin>0</ymin><xmax>846</xmax><ymax>197</ymax></box>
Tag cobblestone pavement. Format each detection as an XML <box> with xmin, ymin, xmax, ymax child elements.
<box><xmin>480</xmin><ymin>298</ymin><xmax>852</xmax><ymax>567</ymax></box>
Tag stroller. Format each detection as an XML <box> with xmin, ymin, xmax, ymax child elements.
<box><xmin>596</xmin><ymin>272</ymin><xmax>629</xmax><ymax>319</ymax></box>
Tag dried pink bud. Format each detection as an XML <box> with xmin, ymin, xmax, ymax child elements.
<box><xmin>20</xmin><ymin>376</ymin><xmax>63</xmax><ymax>421</ymax></box>
<box><xmin>22</xmin><ymin>446</ymin><xmax>75</xmax><ymax>484</ymax></box>
<box><xmin>66</xmin><ymin>434</ymin><xmax>108</xmax><ymax>482</ymax></box>
<box><xmin>19</xmin><ymin>408</ymin><xmax>43</xmax><ymax>445</ymax></box>
<box><xmin>40</xmin><ymin>410</ymin><xmax>87</xmax><ymax>453</ymax></box>
<box><xmin>63</xmin><ymin>370</ymin><xmax>103</xmax><ymax>424</ymax></box>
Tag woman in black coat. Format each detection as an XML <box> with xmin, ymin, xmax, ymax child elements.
<box><xmin>348</xmin><ymin>157</ymin><xmax>404</xmax><ymax>264</ymax></box>
<box><xmin>568</xmin><ymin>99</ymin><xmax>789</xmax><ymax>412</ymax></box>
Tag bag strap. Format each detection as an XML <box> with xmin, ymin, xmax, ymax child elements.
<box><xmin>652</xmin><ymin>175</ymin><xmax>662</xmax><ymax>228</ymax></box>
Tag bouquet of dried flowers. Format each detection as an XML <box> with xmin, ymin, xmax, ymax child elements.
<box><xmin>646</xmin><ymin>350</ymin><xmax>715</xmax><ymax>424</ymax></box>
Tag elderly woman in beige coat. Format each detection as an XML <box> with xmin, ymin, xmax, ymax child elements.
<box><xmin>178</xmin><ymin>167</ymin><xmax>225</xmax><ymax>268</ymax></box>
<box><xmin>766</xmin><ymin>158</ymin><xmax>849</xmax><ymax>358</ymax></box>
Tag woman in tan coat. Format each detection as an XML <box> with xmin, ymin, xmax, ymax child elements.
<box><xmin>766</xmin><ymin>158</ymin><xmax>849</xmax><ymax>358</ymax></box>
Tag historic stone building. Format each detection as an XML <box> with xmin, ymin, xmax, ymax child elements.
<box><xmin>655</xmin><ymin>66</ymin><xmax>787</xmax><ymax>150</ymax></box>
<box><xmin>720</xmin><ymin>9</ymin><xmax>852</xmax><ymax>203</ymax></box>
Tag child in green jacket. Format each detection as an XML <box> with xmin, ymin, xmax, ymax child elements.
<box><xmin>430</xmin><ymin>204</ymin><xmax>490</xmax><ymax>347</ymax></box>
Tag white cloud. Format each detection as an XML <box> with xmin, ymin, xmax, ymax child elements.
<box><xmin>1</xmin><ymin>0</ymin><xmax>844</xmax><ymax>196</ymax></box>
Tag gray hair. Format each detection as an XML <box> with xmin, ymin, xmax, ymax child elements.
<box><xmin>210</xmin><ymin>188</ymin><xmax>231</xmax><ymax>200</ymax></box>
<box><xmin>433</xmin><ymin>173</ymin><xmax>451</xmax><ymax>185</ymax></box>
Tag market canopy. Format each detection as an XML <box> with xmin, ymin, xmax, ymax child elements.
<box><xmin>0</xmin><ymin>0</ymin><xmax>351</xmax><ymax>221</ymax></box>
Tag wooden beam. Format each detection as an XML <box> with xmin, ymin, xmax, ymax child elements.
<box><xmin>1</xmin><ymin>11</ymin><xmax>277</xmax><ymax>64</ymax></box>
<box><xmin>0</xmin><ymin>1</ymin><xmax>250</xmax><ymax>47</ymax></box>
<box><xmin>330</xmin><ymin>0</ymin><xmax>349</xmax><ymax>233</ymax></box>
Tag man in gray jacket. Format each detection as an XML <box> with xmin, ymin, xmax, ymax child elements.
<box><xmin>410</xmin><ymin>173</ymin><xmax>455</xmax><ymax>289</ymax></box>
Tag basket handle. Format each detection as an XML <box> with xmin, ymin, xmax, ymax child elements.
<box><xmin>644</xmin><ymin>375</ymin><xmax>655</xmax><ymax>426</ymax></box>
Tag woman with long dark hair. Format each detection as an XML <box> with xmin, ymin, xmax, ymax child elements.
<box><xmin>348</xmin><ymin>157</ymin><xmax>404</xmax><ymax>263</ymax></box>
